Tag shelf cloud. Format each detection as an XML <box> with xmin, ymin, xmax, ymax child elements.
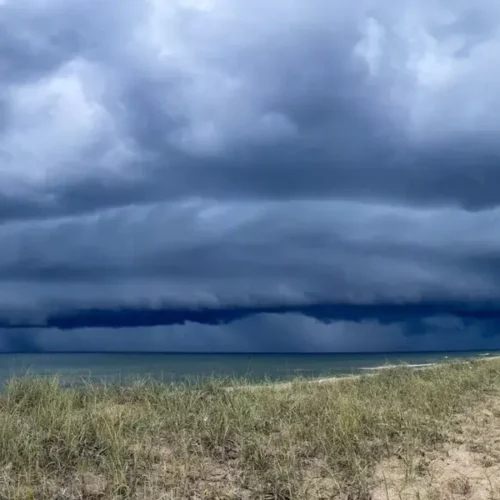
<box><xmin>1</xmin><ymin>0</ymin><xmax>500</xmax><ymax>350</ymax></box>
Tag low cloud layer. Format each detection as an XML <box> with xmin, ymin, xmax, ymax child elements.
<box><xmin>2</xmin><ymin>315</ymin><xmax>500</xmax><ymax>353</ymax></box>
<box><xmin>1</xmin><ymin>0</ymin><xmax>500</xmax><ymax>350</ymax></box>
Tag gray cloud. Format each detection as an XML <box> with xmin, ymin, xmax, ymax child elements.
<box><xmin>0</xmin><ymin>201</ymin><xmax>498</xmax><ymax>322</ymax></box>
<box><xmin>1</xmin><ymin>0</ymin><xmax>500</xmax><ymax>349</ymax></box>
<box><xmin>2</xmin><ymin>0</ymin><xmax>500</xmax><ymax>219</ymax></box>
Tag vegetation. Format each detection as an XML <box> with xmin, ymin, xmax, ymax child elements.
<box><xmin>1</xmin><ymin>359</ymin><xmax>500</xmax><ymax>499</ymax></box>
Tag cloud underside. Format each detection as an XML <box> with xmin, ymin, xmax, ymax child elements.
<box><xmin>1</xmin><ymin>0</ymin><xmax>500</xmax><ymax>349</ymax></box>
<box><xmin>2</xmin><ymin>315</ymin><xmax>500</xmax><ymax>353</ymax></box>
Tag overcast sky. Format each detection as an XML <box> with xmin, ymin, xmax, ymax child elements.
<box><xmin>1</xmin><ymin>0</ymin><xmax>500</xmax><ymax>352</ymax></box>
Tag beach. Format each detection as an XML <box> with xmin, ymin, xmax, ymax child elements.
<box><xmin>1</xmin><ymin>357</ymin><xmax>500</xmax><ymax>499</ymax></box>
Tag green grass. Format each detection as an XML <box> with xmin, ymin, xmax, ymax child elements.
<box><xmin>0</xmin><ymin>359</ymin><xmax>499</xmax><ymax>499</ymax></box>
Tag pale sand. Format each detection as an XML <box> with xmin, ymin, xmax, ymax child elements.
<box><xmin>372</xmin><ymin>366</ymin><xmax>500</xmax><ymax>500</ymax></box>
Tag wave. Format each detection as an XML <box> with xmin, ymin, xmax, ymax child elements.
<box><xmin>360</xmin><ymin>363</ymin><xmax>437</xmax><ymax>371</ymax></box>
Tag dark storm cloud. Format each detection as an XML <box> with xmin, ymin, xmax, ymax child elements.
<box><xmin>1</xmin><ymin>0</ymin><xmax>500</xmax><ymax>347</ymax></box>
<box><xmin>2</xmin><ymin>315</ymin><xmax>500</xmax><ymax>353</ymax></box>
<box><xmin>7</xmin><ymin>301</ymin><xmax>500</xmax><ymax>331</ymax></box>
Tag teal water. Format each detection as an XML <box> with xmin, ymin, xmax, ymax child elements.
<box><xmin>0</xmin><ymin>351</ymin><xmax>496</xmax><ymax>386</ymax></box>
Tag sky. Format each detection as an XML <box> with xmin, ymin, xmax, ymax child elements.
<box><xmin>1</xmin><ymin>0</ymin><xmax>500</xmax><ymax>352</ymax></box>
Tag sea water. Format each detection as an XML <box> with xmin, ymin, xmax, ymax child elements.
<box><xmin>0</xmin><ymin>351</ymin><xmax>495</xmax><ymax>386</ymax></box>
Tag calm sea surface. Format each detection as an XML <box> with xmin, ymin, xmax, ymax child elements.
<box><xmin>0</xmin><ymin>351</ymin><xmax>496</xmax><ymax>386</ymax></box>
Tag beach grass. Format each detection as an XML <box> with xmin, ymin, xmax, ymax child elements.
<box><xmin>1</xmin><ymin>359</ymin><xmax>500</xmax><ymax>499</ymax></box>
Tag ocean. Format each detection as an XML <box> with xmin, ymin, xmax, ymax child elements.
<box><xmin>0</xmin><ymin>350</ymin><xmax>495</xmax><ymax>386</ymax></box>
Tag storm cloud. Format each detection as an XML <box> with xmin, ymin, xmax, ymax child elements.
<box><xmin>1</xmin><ymin>0</ymin><xmax>500</xmax><ymax>351</ymax></box>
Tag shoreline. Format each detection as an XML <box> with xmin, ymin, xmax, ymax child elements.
<box><xmin>233</xmin><ymin>354</ymin><xmax>500</xmax><ymax>391</ymax></box>
<box><xmin>3</xmin><ymin>353</ymin><xmax>499</xmax><ymax>390</ymax></box>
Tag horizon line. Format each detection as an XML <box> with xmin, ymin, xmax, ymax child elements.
<box><xmin>0</xmin><ymin>349</ymin><xmax>496</xmax><ymax>355</ymax></box>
